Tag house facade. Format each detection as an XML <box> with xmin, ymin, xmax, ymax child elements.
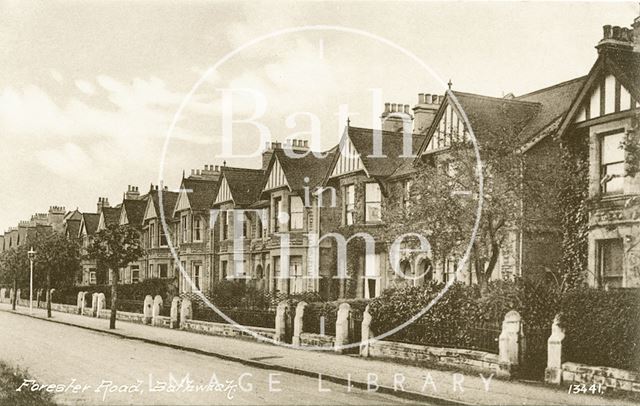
<box><xmin>556</xmin><ymin>21</ymin><xmax>640</xmax><ymax>288</ymax></box>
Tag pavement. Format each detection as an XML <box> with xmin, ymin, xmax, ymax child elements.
<box><xmin>0</xmin><ymin>303</ymin><xmax>634</xmax><ymax>405</ymax></box>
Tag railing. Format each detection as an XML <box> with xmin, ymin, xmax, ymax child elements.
<box><xmin>303</xmin><ymin>306</ymin><xmax>336</xmax><ymax>336</ymax></box>
<box><xmin>117</xmin><ymin>299</ymin><xmax>144</xmax><ymax>314</ymax></box>
<box><xmin>192</xmin><ymin>305</ymin><xmax>276</xmax><ymax>329</ymax></box>
<box><xmin>387</xmin><ymin>319</ymin><xmax>501</xmax><ymax>354</ymax></box>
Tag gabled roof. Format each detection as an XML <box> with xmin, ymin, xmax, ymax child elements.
<box><xmin>338</xmin><ymin>126</ymin><xmax>425</xmax><ymax>180</ymax></box>
<box><xmin>64</xmin><ymin>219</ymin><xmax>81</xmax><ymax>239</ymax></box>
<box><xmin>417</xmin><ymin>91</ymin><xmax>541</xmax><ymax>156</ymax></box>
<box><xmin>64</xmin><ymin>209</ymin><xmax>83</xmax><ymax>222</ymax></box>
<box><xmin>265</xmin><ymin>148</ymin><xmax>338</xmax><ymax>193</ymax></box>
<box><xmin>81</xmin><ymin>213</ymin><xmax>100</xmax><ymax>236</ymax></box>
<box><xmin>121</xmin><ymin>199</ymin><xmax>147</xmax><ymax>228</ymax></box>
<box><xmin>100</xmin><ymin>206</ymin><xmax>121</xmax><ymax>230</ymax></box>
<box><xmin>145</xmin><ymin>188</ymin><xmax>179</xmax><ymax>222</ymax></box>
<box><xmin>175</xmin><ymin>177</ymin><xmax>218</xmax><ymax>213</ymax></box>
<box><xmin>515</xmin><ymin>76</ymin><xmax>587</xmax><ymax>143</ymax></box>
<box><xmin>216</xmin><ymin>167</ymin><xmax>264</xmax><ymax>206</ymax></box>
<box><xmin>557</xmin><ymin>49</ymin><xmax>640</xmax><ymax>138</ymax></box>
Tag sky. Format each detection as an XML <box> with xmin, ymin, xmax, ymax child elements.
<box><xmin>0</xmin><ymin>0</ymin><xmax>637</xmax><ymax>232</ymax></box>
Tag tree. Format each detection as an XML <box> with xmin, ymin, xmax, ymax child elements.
<box><xmin>32</xmin><ymin>233</ymin><xmax>81</xmax><ymax>317</ymax></box>
<box><xmin>86</xmin><ymin>224</ymin><xmax>144</xmax><ymax>329</ymax></box>
<box><xmin>0</xmin><ymin>246</ymin><xmax>29</xmax><ymax>310</ymax></box>
<box><xmin>384</xmin><ymin>110</ymin><xmax>556</xmax><ymax>291</ymax></box>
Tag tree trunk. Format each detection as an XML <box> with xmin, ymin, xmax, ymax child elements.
<box><xmin>11</xmin><ymin>277</ymin><xmax>17</xmax><ymax>311</ymax></box>
<box><xmin>110</xmin><ymin>268</ymin><xmax>118</xmax><ymax>329</ymax></box>
<box><xmin>46</xmin><ymin>267</ymin><xmax>51</xmax><ymax>318</ymax></box>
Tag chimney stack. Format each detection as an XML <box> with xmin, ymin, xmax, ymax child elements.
<box><xmin>596</xmin><ymin>23</ymin><xmax>634</xmax><ymax>53</ymax></box>
<box><xmin>412</xmin><ymin>92</ymin><xmax>443</xmax><ymax>135</ymax></box>
<box><xmin>381</xmin><ymin>102</ymin><xmax>413</xmax><ymax>133</ymax></box>
<box><xmin>199</xmin><ymin>163</ymin><xmax>221</xmax><ymax>181</ymax></box>
<box><xmin>124</xmin><ymin>185</ymin><xmax>140</xmax><ymax>200</ymax></box>
<box><xmin>97</xmin><ymin>197</ymin><xmax>110</xmax><ymax>213</ymax></box>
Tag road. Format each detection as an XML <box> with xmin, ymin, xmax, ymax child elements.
<box><xmin>0</xmin><ymin>311</ymin><xmax>415</xmax><ymax>405</ymax></box>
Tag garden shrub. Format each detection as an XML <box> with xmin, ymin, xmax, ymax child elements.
<box><xmin>560</xmin><ymin>288</ymin><xmax>640</xmax><ymax>372</ymax></box>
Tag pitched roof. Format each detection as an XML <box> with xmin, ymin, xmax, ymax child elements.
<box><xmin>181</xmin><ymin>178</ymin><xmax>218</xmax><ymax>211</ymax></box>
<box><xmin>218</xmin><ymin>166</ymin><xmax>264</xmax><ymax>206</ymax></box>
<box><xmin>345</xmin><ymin>126</ymin><xmax>425</xmax><ymax>179</ymax></box>
<box><xmin>148</xmin><ymin>189</ymin><xmax>179</xmax><ymax>220</ymax></box>
<box><xmin>64</xmin><ymin>219</ymin><xmax>81</xmax><ymax>239</ymax></box>
<box><xmin>82</xmin><ymin>213</ymin><xmax>100</xmax><ymax>235</ymax></box>
<box><xmin>64</xmin><ymin>209</ymin><xmax>83</xmax><ymax>222</ymax></box>
<box><xmin>122</xmin><ymin>199</ymin><xmax>148</xmax><ymax>228</ymax></box>
<box><xmin>557</xmin><ymin>48</ymin><xmax>640</xmax><ymax>140</ymax></box>
<box><xmin>515</xmin><ymin>76</ymin><xmax>587</xmax><ymax>142</ymax></box>
<box><xmin>101</xmin><ymin>207</ymin><xmax>121</xmax><ymax>227</ymax></box>
<box><xmin>271</xmin><ymin>148</ymin><xmax>338</xmax><ymax>192</ymax></box>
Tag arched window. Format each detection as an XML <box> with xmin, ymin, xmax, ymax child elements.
<box><xmin>418</xmin><ymin>258</ymin><xmax>433</xmax><ymax>284</ymax></box>
<box><xmin>255</xmin><ymin>264</ymin><xmax>264</xmax><ymax>279</ymax></box>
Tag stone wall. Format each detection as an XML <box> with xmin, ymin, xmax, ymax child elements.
<box><xmin>299</xmin><ymin>332</ymin><xmax>335</xmax><ymax>348</ymax></box>
<box><xmin>368</xmin><ymin>339</ymin><xmax>500</xmax><ymax>374</ymax></box>
<box><xmin>561</xmin><ymin>362</ymin><xmax>640</xmax><ymax>392</ymax></box>
<box><xmin>183</xmin><ymin>319</ymin><xmax>274</xmax><ymax>341</ymax></box>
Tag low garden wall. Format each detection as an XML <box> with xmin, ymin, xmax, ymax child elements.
<box><xmin>367</xmin><ymin>339</ymin><xmax>501</xmax><ymax>373</ymax></box>
<box><xmin>560</xmin><ymin>362</ymin><xmax>640</xmax><ymax>392</ymax></box>
<box><xmin>299</xmin><ymin>332</ymin><xmax>334</xmax><ymax>348</ymax></box>
<box><xmin>183</xmin><ymin>319</ymin><xmax>274</xmax><ymax>341</ymax></box>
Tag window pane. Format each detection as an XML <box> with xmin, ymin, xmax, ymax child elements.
<box><xmin>365</xmin><ymin>183</ymin><xmax>381</xmax><ymax>201</ymax></box>
<box><xmin>603</xmin><ymin>162</ymin><xmax>624</xmax><ymax>193</ymax></box>
<box><xmin>601</xmin><ymin>133</ymin><xmax>624</xmax><ymax>164</ymax></box>
<box><xmin>366</xmin><ymin>204</ymin><xmax>381</xmax><ymax>222</ymax></box>
<box><xmin>290</xmin><ymin>196</ymin><xmax>303</xmax><ymax>229</ymax></box>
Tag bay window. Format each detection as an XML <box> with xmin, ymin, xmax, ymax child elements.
<box><xmin>289</xmin><ymin>196</ymin><xmax>304</xmax><ymax>230</ymax></box>
<box><xmin>344</xmin><ymin>184</ymin><xmax>355</xmax><ymax>225</ymax></box>
<box><xmin>600</xmin><ymin>132</ymin><xmax>624</xmax><ymax>194</ymax></box>
<box><xmin>193</xmin><ymin>217</ymin><xmax>202</xmax><ymax>242</ymax></box>
<box><xmin>365</xmin><ymin>183</ymin><xmax>382</xmax><ymax>223</ymax></box>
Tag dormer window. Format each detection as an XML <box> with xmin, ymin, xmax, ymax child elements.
<box><xmin>600</xmin><ymin>131</ymin><xmax>624</xmax><ymax>195</ymax></box>
<box><xmin>365</xmin><ymin>183</ymin><xmax>382</xmax><ymax>223</ymax></box>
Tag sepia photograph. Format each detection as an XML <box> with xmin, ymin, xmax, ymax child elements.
<box><xmin>0</xmin><ymin>1</ymin><xmax>639</xmax><ymax>405</ymax></box>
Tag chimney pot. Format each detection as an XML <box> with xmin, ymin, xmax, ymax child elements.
<box><xmin>404</xmin><ymin>105</ymin><xmax>410</xmax><ymax>114</ymax></box>
<box><xmin>417</xmin><ymin>94</ymin><xmax>424</xmax><ymax>104</ymax></box>
<box><xmin>384</xmin><ymin>102</ymin><xmax>390</xmax><ymax>113</ymax></box>
<box><xmin>612</xmin><ymin>26</ymin><xmax>621</xmax><ymax>40</ymax></box>
<box><xmin>303</xmin><ymin>140</ymin><xmax>308</xmax><ymax>147</ymax></box>
<box><xmin>424</xmin><ymin>93</ymin><xmax>431</xmax><ymax>104</ymax></box>
<box><xmin>603</xmin><ymin>25</ymin><xmax>612</xmax><ymax>39</ymax></box>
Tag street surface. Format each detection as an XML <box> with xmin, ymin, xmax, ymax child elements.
<box><xmin>0</xmin><ymin>311</ymin><xmax>413</xmax><ymax>405</ymax></box>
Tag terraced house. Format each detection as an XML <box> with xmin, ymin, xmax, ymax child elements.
<box><xmin>142</xmin><ymin>185</ymin><xmax>179</xmax><ymax>282</ymax></box>
<box><xmin>173</xmin><ymin>165</ymin><xmax>220</xmax><ymax>294</ymax></box>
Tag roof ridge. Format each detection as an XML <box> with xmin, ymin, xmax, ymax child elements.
<box><xmin>515</xmin><ymin>75</ymin><xmax>587</xmax><ymax>99</ymax></box>
<box><xmin>348</xmin><ymin>125</ymin><xmax>425</xmax><ymax>138</ymax></box>
<box><xmin>453</xmin><ymin>91</ymin><xmax>541</xmax><ymax>107</ymax></box>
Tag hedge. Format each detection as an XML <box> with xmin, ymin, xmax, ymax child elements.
<box><xmin>55</xmin><ymin>278</ymin><xmax>178</xmax><ymax>307</ymax></box>
<box><xmin>303</xmin><ymin>299</ymin><xmax>369</xmax><ymax>335</ymax></box>
<box><xmin>560</xmin><ymin>288</ymin><xmax>640</xmax><ymax>372</ymax></box>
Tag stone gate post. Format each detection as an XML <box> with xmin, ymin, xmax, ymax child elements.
<box><xmin>143</xmin><ymin>295</ymin><xmax>154</xmax><ymax>324</ymax></box>
<box><xmin>334</xmin><ymin>303</ymin><xmax>351</xmax><ymax>354</ymax></box>
<box><xmin>273</xmin><ymin>301</ymin><xmax>289</xmax><ymax>343</ymax></box>
<box><xmin>179</xmin><ymin>298</ymin><xmax>192</xmax><ymax>329</ymax></box>
<box><xmin>360</xmin><ymin>305</ymin><xmax>373</xmax><ymax>357</ymax></box>
<box><xmin>499</xmin><ymin>310</ymin><xmax>522</xmax><ymax>377</ymax></box>
<box><xmin>152</xmin><ymin>295</ymin><xmax>163</xmax><ymax>326</ymax></box>
<box><xmin>170</xmin><ymin>297</ymin><xmax>180</xmax><ymax>329</ymax></box>
<box><xmin>545</xmin><ymin>314</ymin><xmax>565</xmax><ymax>384</ymax></box>
<box><xmin>292</xmin><ymin>301</ymin><xmax>307</xmax><ymax>347</ymax></box>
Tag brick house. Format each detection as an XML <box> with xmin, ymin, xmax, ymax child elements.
<box><xmin>554</xmin><ymin>21</ymin><xmax>640</xmax><ymax>288</ymax></box>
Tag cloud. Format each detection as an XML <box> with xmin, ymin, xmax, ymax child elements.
<box><xmin>50</xmin><ymin>69</ymin><xmax>63</xmax><ymax>85</ymax></box>
<box><xmin>36</xmin><ymin>142</ymin><xmax>91</xmax><ymax>177</ymax></box>
<box><xmin>75</xmin><ymin>79</ymin><xmax>96</xmax><ymax>95</ymax></box>
<box><xmin>0</xmin><ymin>76</ymin><xmax>210</xmax><ymax>144</ymax></box>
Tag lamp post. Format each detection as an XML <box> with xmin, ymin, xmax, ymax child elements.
<box><xmin>28</xmin><ymin>247</ymin><xmax>36</xmax><ymax>314</ymax></box>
